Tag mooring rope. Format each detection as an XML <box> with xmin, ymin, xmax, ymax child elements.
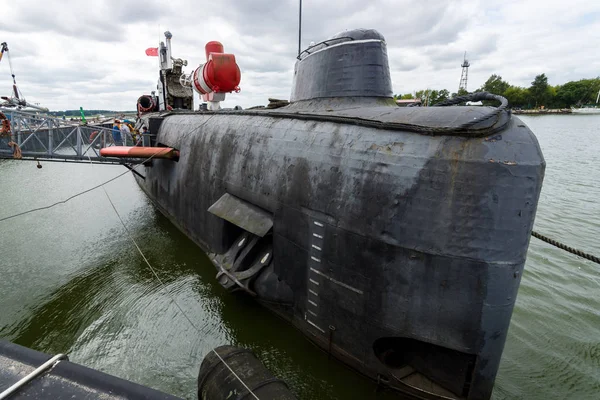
<box><xmin>99</xmin><ymin>181</ymin><xmax>261</xmax><ymax>400</ymax></box>
<box><xmin>83</xmin><ymin>155</ymin><xmax>261</xmax><ymax>400</ymax></box>
<box><xmin>7</xmin><ymin>141</ymin><xmax>22</xmax><ymax>159</ymax></box>
<box><xmin>434</xmin><ymin>91</ymin><xmax>509</xmax><ymax>129</ymax></box>
<box><xmin>531</xmin><ymin>230</ymin><xmax>600</xmax><ymax>264</ymax></box>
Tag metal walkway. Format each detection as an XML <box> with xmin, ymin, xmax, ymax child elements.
<box><xmin>0</xmin><ymin>108</ymin><xmax>138</xmax><ymax>164</ymax></box>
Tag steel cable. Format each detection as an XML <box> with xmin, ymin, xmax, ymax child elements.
<box><xmin>83</xmin><ymin>154</ymin><xmax>261</xmax><ymax>399</ymax></box>
<box><xmin>531</xmin><ymin>230</ymin><xmax>600</xmax><ymax>264</ymax></box>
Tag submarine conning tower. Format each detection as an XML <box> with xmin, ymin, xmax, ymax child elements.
<box><xmin>290</xmin><ymin>28</ymin><xmax>393</xmax><ymax>102</ymax></box>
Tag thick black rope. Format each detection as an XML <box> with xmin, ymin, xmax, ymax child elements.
<box><xmin>532</xmin><ymin>231</ymin><xmax>600</xmax><ymax>264</ymax></box>
<box><xmin>191</xmin><ymin>108</ymin><xmax>508</xmax><ymax>137</ymax></box>
<box><xmin>433</xmin><ymin>91</ymin><xmax>509</xmax><ymax>129</ymax></box>
<box><xmin>180</xmin><ymin>91</ymin><xmax>511</xmax><ymax>137</ymax></box>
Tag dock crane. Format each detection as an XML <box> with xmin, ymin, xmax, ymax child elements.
<box><xmin>0</xmin><ymin>42</ymin><xmax>48</xmax><ymax>112</ymax></box>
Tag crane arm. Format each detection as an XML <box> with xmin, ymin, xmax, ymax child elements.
<box><xmin>0</xmin><ymin>42</ymin><xmax>7</xmax><ymax>63</ymax></box>
<box><xmin>0</xmin><ymin>42</ymin><xmax>48</xmax><ymax>111</ymax></box>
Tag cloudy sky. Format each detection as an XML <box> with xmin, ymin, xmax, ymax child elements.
<box><xmin>1</xmin><ymin>0</ymin><xmax>599</xmax><ymax>111</ymax></box>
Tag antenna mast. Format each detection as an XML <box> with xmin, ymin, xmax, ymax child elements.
<box><xmin>459</xmin><ymin>51</ymin><xmax>470</xmax><ymax>92</ymax></box>
<box><xmin>298</xmin><ymin>0</ymin><xmax>303</xmax><ymax>57</ymax></box>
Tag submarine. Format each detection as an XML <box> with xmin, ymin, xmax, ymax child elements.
<box><xmin>129</xmin><ymin>29</ymin><xmax>545</xmax><ymax>399</ymax></box>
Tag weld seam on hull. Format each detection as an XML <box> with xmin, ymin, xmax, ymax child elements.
<box><xmin>309</xmin><ymin>267</ymin><xmax>363</xmax><ymax>295</ymax></box>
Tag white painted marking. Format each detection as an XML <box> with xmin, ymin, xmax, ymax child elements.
<box><xmin>309</xmin><ymin>289</ymin><xmax>319</xmax><ymax>297</ymax></box>
<box><xmin>308</xmin><ymin>310</ymin><xmax>318</xmax><ymax>317</ymax></box>
<box><xmin>312</xmin><ymin>244</ymin><xmax>322</xmax><ymax>251</ymax></box>
<box><xmin>311</xmin><ymin>256</ymin><xmax>321</xmax><ymax>263</ymax></box>
<box><xmin>313</xmin><ymin>233</ymin><xmax>323</xmax><ymax>239</ymax></box>
<box><xmin>301</xmin><ymin>39</ymin><xmax>383</xmax><ymax>61</ymax></box>
<box><xmin>309</xmin><ymin>278</ymin><xmax>319</xmax><ymax>286</ymax></box>
<box><xmin>260</xmin><ymin>253</ymin><xmax>270</xmax><ymax>264</ymax></box>
<box><xmin>307</xmin><ymin>319</ymin><xmax>326</xmax><ymax>333</ymax></box>
<box><xmin>309</xmin><ymin>268</ymin><xmax>364</xmax><ymax>295</ymax></box>
<box><xmin>308</xmin><ymin>300</ymin><xmax>318</xmax><ymax>307</ymax></box>
<box><xmin>314</xmin><ymin>221</ymin><xmax>324</xmax><ymax>227</ymax></box>
<box><xmin>238</xmin><ymin>238</ymin><xmax>245</xmax><ymax>247</ymax></box>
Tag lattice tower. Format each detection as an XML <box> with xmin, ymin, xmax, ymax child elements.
<box><xmin>459</xmin><ymin>52</ymin><xmax>470</xmax><ymax>92</ymax></box>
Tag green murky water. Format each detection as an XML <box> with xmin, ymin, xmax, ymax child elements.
<box><xmin>0</xmin><ymin>115</ymin><xmax>598</xmax><ymax>399</ymax></box>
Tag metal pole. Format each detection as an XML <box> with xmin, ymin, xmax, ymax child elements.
<box><xmin>298</xmin><ymin>0</ymin><xmax>302</xmax><ymax>57</ymax></box>
<box><xmin>0</xmin><ymin>354</ymin><xmax>67</xmax><ymax>399</ymax></box>
<box><xmin>16</xmin><ymin>114</ymin><xmax>21</xmax><ymax>145</ymax></box>
<box><xmin>48</xmin><ymin>119</ymin><xmax>53</xmax><ymax>155</ymax></box>
<box><xmin>76</xmin><ymin>126</ymin><xmax>82</xmax><ymax>156</ymax></box>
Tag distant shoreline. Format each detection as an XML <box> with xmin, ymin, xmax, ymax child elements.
<box><xmin>512</xmin><ymin>109</ymin><xmax>572</xmax><ymax>115</ymax></box>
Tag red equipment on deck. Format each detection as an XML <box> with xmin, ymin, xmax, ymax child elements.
<box><xmin>191</xmin><ymin>41</ymin><xmax>241</xmax><ymax>99</ymax></box>
<box><xmin>100</xmin><ymin>146</ymin><xmax>179</xmax><ymax>160</ymax></box>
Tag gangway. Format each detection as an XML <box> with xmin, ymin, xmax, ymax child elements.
<box><xmin>0</xmin><ymin>108</ymin><xmax>150</xmax><ymax>165</ymax></box>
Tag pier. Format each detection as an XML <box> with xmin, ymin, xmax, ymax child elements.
<box><xmin>0</xmin><ymin>108</ymin><xmax>151</xmax><ymax>164</ymax></box>
<box><xmin>512</xmin><ymin>108</ymin><xmax>572</xmax><ymax>115</ymax></box>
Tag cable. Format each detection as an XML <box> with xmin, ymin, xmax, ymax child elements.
<box><xmin>0</xmin><ymin>167</ymin><xmax>132</xmax><ymax>223</ymax></box>
<box><xmin>433</xmin><ymin>91</ymin><xmax>509</xmax><ymax>129</ymax></box>
<box><xmin>0</xmin><ymin>149</ymin><xmax>171</xmax><ymax>223</ymax></box>
<box><xmin>104</xmin><ymin>189</ymin><xmax>260</xmax><ymax>399</ymax></box>
<box><xmin>532</xmin><ymin>230</ymin><xmax>600</xmax><ymax>265</ymax></box>
<box><xmin>84</xmin><ymin>155</ymin><xmax>260</xmax><ymax>399</ymax></box>
<box><xmin>7</xmin><ymin>141</ymin><xmax>22</xmax><ymax>159</ymax></box>
<box><xmin>183</xmin><ymin>105</ymin><xmax>508</xmax><ymax>137</ymax></box>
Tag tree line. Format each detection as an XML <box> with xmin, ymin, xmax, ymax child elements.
<box><xmin>47</xmin><ymin>110</ymin><xmax>136</xmax><ymax>116</ymax></box>
<box><xmin>395</xmin><ymin>75</ymin><xmax>600</xmax><ymax>109</ymax></box>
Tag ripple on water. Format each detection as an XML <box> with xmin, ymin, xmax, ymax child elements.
<box><xmin>494</xmin><ymin>115</ymin><xmax>600</xmax><ymax>400</ymax></box>
<box><xmin>1</xmin><ymin>115</ymin><xmax>599</xmax><ymax>400</ymax></box>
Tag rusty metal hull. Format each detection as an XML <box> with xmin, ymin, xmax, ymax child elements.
<box><xmin>134</xmin><ymin>104</ymin><xmax>544</xmax><ymax>399</ymax></box>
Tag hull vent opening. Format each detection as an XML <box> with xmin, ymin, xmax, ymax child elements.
<box><xmin>373</xmin><ymin>337</ymin><xmax>476</xmax><ymax>398</ymax></box>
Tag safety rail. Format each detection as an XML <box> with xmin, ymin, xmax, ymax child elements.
<box><xmin>0</xmin><ymin>108</ymin><xmax>141</xmax><ymax>164</ymax></box>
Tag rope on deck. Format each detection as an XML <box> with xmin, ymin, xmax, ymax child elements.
<box><xmin>7</xmin><ymin>141</ymin><xmax>22</xmax><ymax>159</ymax></box>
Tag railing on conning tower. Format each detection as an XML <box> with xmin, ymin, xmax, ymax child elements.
<box><xmin>0</xmin><ymin>108</ymin><xmax>143</xmax><ymax>164</ymax></box>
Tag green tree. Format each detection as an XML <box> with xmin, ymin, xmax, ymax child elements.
<box><xmin>454</xmin><ymin>88</ymin><xmax>469</xmax><ymax>97</ymax></box>
<box><xmin>429</xmin><ymin>89</ymin><xmax>450</xmax><ymax>105</ymax></box>
<box><xmin>555</xmin><ymin>78</ymin><xmax>600</xmax><ymax>107</ymax></box>
<box><xmin>529</xmin><ymin>73</ymin><xmax>549</xmax><ymax>107</ymax></box>
<box><xmin>503</xmin><ymin>86</ymin><xmax>530</xmax><ymax>108</ymax></box>
<box><xmin>481</xmin><ymin>74</ymin><xmax>510</xmax><ymax>95</ymax></box>
<box><xmin>415</xmin><ymin>89</ymin><xmax>427</xmax><ymax>100</ymax></box>
<box><xmin>546</xmin><ymin>85</ymin><xmax>558</xmax><ymax>108</ymax></box>
<box><xmin>401</xmin><ymin>93</ymin><xmax>414</xmax><ymax>99</ymax></box>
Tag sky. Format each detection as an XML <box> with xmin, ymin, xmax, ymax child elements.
<box><xmin>1</xmin><ymin>0</ymin><xmax>599</xmax><ymax>111</ymax></box>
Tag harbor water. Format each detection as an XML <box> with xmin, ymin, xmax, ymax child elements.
<box><xmin>0</xmin><ymin>114</ymin><xmax>598</xmax><ymax>399</ymax></box>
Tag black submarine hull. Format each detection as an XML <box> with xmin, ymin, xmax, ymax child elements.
<box><xmin>134</xmin><ymin>101</ymin><xmax>544</xmax><ymax>399</ymax></box>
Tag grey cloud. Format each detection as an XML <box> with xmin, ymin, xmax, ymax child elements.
<box><xmin>418</xmin><ymin>32</ymin><xmax>499</xmax><ymax>72</ymax></box>
<box><xmin>1</xmin><ymin>7</ymin><xmax>124</xmax><ymax>42</ymax></box>
<box><xmin>0</xmin><ymin>0</ymin><xmax>165</xmax><ymax>43</ymax></box>
<box><xmin>17</xmin><ymin>66</ymin><xmax>110</xmax><ymax>85</ymax></box>
<box><xmin>2</xmin><ymin>0</ymin><xmax>600</xmax><ymax>111</ymax></box>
